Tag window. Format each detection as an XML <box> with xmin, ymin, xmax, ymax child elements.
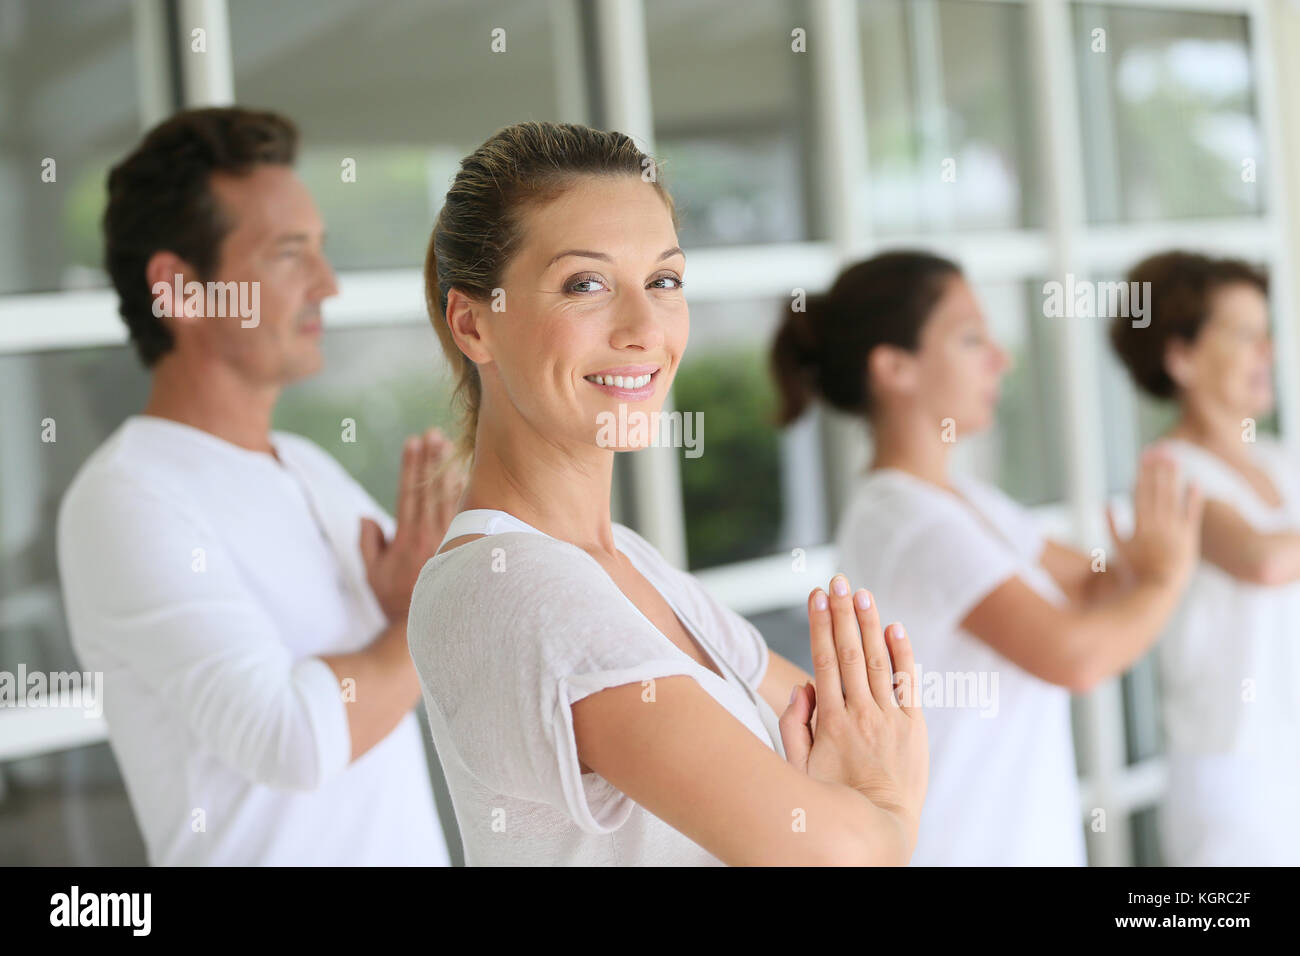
<box><xmin>229</xmin><ymin>0</ymin><xmax>588</xmax><ymax>270</ymax></box>
<box><xmin>3</xmin><ymin>0</ymin><xmax>1297</xmax><ymax>869</ymax></box>
<box><xmin>0</xmin><ymin>0</ymin><xmax>144</xmax><ymax>293</ymax></box>
<box><xmin>1074</xmin><ymin>3</ymin><xmax>1263</xmax><ymax>223</ymax></box>
<box><xmin>859</xmin><ymin>0</ymin><xmax>1042</xmax><ymax>234</ymax></box>
<box><xmin>646</xmin><ymin>0</ymin><xmax>816</xmax><ymax>247</ymax></box>
<box><xmin>674</xmin><ymin>298</ymin><xmax>788</xmax><ymax>569</ymax></box>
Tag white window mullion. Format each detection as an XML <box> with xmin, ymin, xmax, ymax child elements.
<box><xmin>175</xmin><ymin>0</ymin><xmax>234</xmax><ymax>107</ymax></box>
<box><xmin>1246</xmin><ymin>0</ymin><xmax>1300</xmax><ymax>448</ymax></box>
<box><xmin>131</xmin><ymin>0</ymin><xmax>174</xmax><ymax>129</ymax></box>
<box><xmin>809</xmin><ymin>0</ymin><xmax>872</xmax><ymax>525</ymax></box>
<box><xmin>1027</xmin><ymin>0</ymin><xmax>1132</xmax><ymax>867</ymax></box>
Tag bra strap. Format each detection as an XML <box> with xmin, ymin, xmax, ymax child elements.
<box><xmin>437</xmin><ymin>509</ymin><xmax>546</xmax><ymax>550</ymax></box>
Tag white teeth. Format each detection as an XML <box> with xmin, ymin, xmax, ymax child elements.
<box><xmin>586</xmin><ymin>372</ymin><xmax>655</xmax><ymax>388</ymax></box>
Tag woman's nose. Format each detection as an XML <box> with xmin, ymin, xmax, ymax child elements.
<box><xmin>611</xmin><ymin>290</ymin><xmax>665</xmax><ymax>350</ymax></box>
<box><xmin>993</xmin><ymin>344</ymin><xmax>1012</xmax><ymax>373</ymax></box>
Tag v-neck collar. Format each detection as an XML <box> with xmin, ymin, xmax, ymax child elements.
<box><xmin>870</xmin><ymin>467</ymin><xmax>1018</xmax><ymax>552</ymax></box>
<box><xmin>438</xmin><ymin>509</ymin><xmax>737</xmax><ymax>688</ymax></box>
<box><xmin>1161</xmin><ymin>437</ymin><xmax>1289</xmax><ymax>515</ymax></box>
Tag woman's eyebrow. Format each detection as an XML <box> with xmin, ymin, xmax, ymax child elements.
<box><xmin>548</xmin><ymin>249</ymin><xmax>610</xmax><ymax>266</ymax></box>
<box><xmin>546</xmin><ymin>246</ymin><xmax>685</xmax><ymax>267</ymax></box>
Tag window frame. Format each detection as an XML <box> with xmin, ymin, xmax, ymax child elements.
<box><xmin>1</xmin><ymin>0</ymin><xmax>1295</xmax><ymax>868</ymax></box>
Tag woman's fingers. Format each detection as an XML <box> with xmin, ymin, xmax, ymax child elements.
<box><xmin>1184</xmin><ymin>479</ymin><xmax>1205</xmax><ymax>526</ymax></box>
<box><xmin>853</xmin><ymin>588</ymin><xmax>893</xmax><ymax>712</ymax></box>
<box><xmin>806</xmin><ymin>587</ymin><xmax>845</xmax><ymax>718</ymax></box>
<box><xmin>828</xmin><ymin>575</ymin><xmax>872</xmax><ymax>710</ymax></box>
<box><xmin>395</xmin><ymin>435</ymin><xmax>422</xmax><ymax>533</ymax></box>
<box><xmin>1153</xmin><ymin>453</ymin><xmax>1176</xmax><ymax>522</ymax></box>
<box><xmin>885</xmin><ymin>622</ymin><xmax>921</xmax><ymax>716</ymax></box>
<box><xmin>1133</xmin><ymin>450</ymin><xmax>1154</xmax><ymax>533</ymax></box>
<box><xmin>419</xmin><ymin>429</ymin><xmax>447</xmax><ymax>527</ymax></box>
<box><xmin>778</xmin><ymin>683</ymin><xmax>814</xmax><ymax>771</ymax></box>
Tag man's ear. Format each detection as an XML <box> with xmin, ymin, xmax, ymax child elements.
<box><xmin>145</xmin><ymin>250</ymin><xmax>204</xmax><ymax>329</ymax></box>
<box><xmin>445</xmin><ymin>287</ymin><xmax>493</xmax><ymax>364</ymax></box>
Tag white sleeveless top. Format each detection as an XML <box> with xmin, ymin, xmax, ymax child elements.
<box><xmin>1155</xmin><ymin>437</ymin><xmax>1300</xmax><ymax>759</ymax></box>
<box><xmin>407</xmin><ymin>509</ymin><xmax>784</xmax><ymax>866</ymax></box>
<box><xmin>1152</xmin><ymin>437</ymin><xmax>1300</xmax><ymax>864</ymax></box>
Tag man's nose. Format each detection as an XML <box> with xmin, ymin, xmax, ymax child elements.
<box><xmin>314</xmin><ymin>253</ymin><xmax>340</xmax><ymax>300</ymax></box>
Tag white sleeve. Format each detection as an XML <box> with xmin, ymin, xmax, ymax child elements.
<box><xmin>408</xmin><ymin>534</ymin><xmax>709</xmax><ymax>834</ymax></box>
<box><xmin>57</xmin><ymin>472</ymin><xmax>352</xmax><ymax>791</ymax></box>
<box><xmin>873</xmin><ymin>510</ymin><xmax>1022</xmax><ymax>645</ymax></box>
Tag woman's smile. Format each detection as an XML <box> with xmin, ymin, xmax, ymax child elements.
<box><xmin>582</xmin><ymin>364</ymin><xmax>661</xmax><ymax>399</ymax></box>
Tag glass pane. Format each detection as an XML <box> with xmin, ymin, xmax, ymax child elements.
<box><xmin>0</xmin><ymin>743</ymin><xmax>147</xmax><ymax>864</ymax></box>
<box><xmin>1074</xmin><ymin>4</ymin><xmax>1263</xmax><ymax>222</ymax></box>
<box><xmin>0</xmin><ymin>0</ymin><xmax>144</xmax><ymax>294</ymax></box>
<box><xmin>1130</xmin><ymin>804</ymin><xmax>1166</xmax><ymax>866</ymax></box>
<box><xmin>646</xmin><ymin>0</ymin><xmax>815</xmax><ymax>247</ymax></box>
<box><xmin>675</xmin><ymin>299</ymin><xmax>793</xmax><ymax>570</ymax></box>
<box><xmin>859</xmin><ymin>0</ymin><xmax>1040</xmax><ymax>234</ymax></box>
<box><xmin>749</xmin><ymin>605</ymin><xmax>812</xmax><ymax>675</ymax></box>
<box><xmin>273</xmin><ymin>323</ymin><xmax>458</xmax><ymax>504</ymax></box>
<box><xmin>229</xmin><ymin>0</ymin><xmax>587</xmax><ymax>270</ymax></box>
<box><xmin>957</xmin><ymin>280</ymin><xmax>1066</xmax><ymax>506</ymax></box>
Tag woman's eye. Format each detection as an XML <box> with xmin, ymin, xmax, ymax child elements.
<box><xmin>566</xmin><ymin>274</ymin><xmax>606</xmax><ymax>294</ymax></box>
<box><xmin>650</xmin><ymin>274</ymin><xmax>684</xmax><ymax>290</ymax></box>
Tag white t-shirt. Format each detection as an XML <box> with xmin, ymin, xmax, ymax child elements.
<box><xmin>407</xmin><ymin>508</ymin><xmax>783</xmax><ymax>866</ymax></box>
<box><xmin>56</xmin><ymin>415</ymin><xmax>450</xmax><ymax>866</ymax></box>
<box><xmin>836</xmin><ymin>469</ymin><xmax>1086</xmax><ymax>866</ymax></box>
<box><xmin>1153</xmin><ymin>436</ymin><xmax>1300</xmax><ymax>865</ymax></box>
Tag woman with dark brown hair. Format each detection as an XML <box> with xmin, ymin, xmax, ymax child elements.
<box><xmin>1110</xmin><ymin>251</ymin><xmax>1300</xmax><ymax>865</ymax></box>
<box><xmin>406</xmin><ymin>122</ymin><xmax>928</xmax><ymax>866</ymax></box>
<box><xmin>772</xmin><ymin>251</ymin><xmax>1203</xmax><ymax>865</ymax></box>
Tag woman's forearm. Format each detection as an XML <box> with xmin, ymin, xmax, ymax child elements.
<box><xmin>1061</xmin><ymin>577</ymin><xmax>1184</xmax><ymax>692</ymax></box>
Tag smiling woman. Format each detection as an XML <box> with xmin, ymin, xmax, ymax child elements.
<box><xmin>405</xmin><ymin>120</ymin><xmax>929</xmax><ymax>866</ymax></box>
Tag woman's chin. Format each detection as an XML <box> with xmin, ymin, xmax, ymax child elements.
<box><xmin>591</xmin><ymin>403</ymin><xmax>672</xmax><ymax>452</ymax></box>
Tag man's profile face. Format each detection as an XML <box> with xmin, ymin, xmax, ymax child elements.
<box><xmin>193</xmin><ymin>164</ymin><xmax>338</xmax><ymax>385</ymax></box>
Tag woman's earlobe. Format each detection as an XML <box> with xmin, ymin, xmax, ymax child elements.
<box><xmin>446</xmin><ymin>293</ymin><xmax>493</xmax><ymax>364</ymax></box>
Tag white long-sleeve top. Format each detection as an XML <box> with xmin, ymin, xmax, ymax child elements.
<box><xmin>56</xmin><ymin>415</ymin><xmax>449</xmax><ymax>866</ymax></box>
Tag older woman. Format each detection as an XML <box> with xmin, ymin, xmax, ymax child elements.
<box><xmin>1110</xmin><ymin>251</ymin><xmax>1300</xmax><ymax>865</ymax></box>
<box><xmin>406</xmin><ymin>122</ymin><xmax>928</xmax><ymax>866</ymax></box>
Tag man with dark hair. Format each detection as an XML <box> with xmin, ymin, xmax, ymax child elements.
<box><xmin>56</xmin><ymin>107</ymin><xmax>455</xmax><ymax>865</ymax></box>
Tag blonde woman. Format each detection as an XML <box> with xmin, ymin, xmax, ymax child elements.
<box><xmin>406</xmin><ymin>122</ymin><xmax>928</xmax><ymax>866</ymax></box>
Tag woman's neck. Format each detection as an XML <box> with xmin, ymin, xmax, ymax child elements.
<box><xmin>457</xmin><ymin>415</ymin><xmax>619</xmax><ymax>555</ymax></box>
<box><xmin>868</xmin><ymin>410</ymin><xmax>954</xmax><ymax>489</ymax></box>
<box><xmin>1167</xmin><ymin>399</ymin><xmax>1255</xmax><ymax>464</ymax></box>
